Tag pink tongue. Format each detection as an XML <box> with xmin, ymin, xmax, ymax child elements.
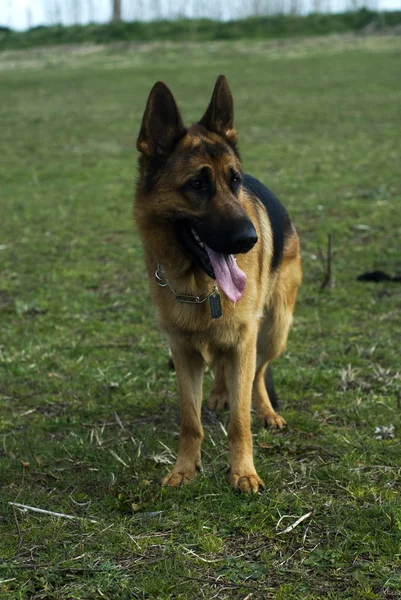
<box><xmin>204</xmin><ymin>245</ymin><xmax>247</xmax><ymax>303</ymax></box>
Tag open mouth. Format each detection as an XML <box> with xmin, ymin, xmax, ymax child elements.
<box><xmin>178</xmin><ymin>222</ymin><xmax>215</xmax><ymax>279</ymax></box>
<box><xmin>177</xmin><ymin>222</ymin><xmax>247</xmax><ymax>303</ymax></box>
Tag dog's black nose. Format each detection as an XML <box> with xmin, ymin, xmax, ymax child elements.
<box><xmin>230</xmin><ymin>221</ymin><xmax>258</xmax><ymax>253</ymax></box>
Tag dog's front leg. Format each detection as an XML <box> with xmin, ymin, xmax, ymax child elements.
<box><xmin>161</xmin><ymin>339</ymin><xmax>205</xmax><ymax>487</ymax></box>
<box><xmin>225</xmin><ymin>325</ymin><xmax>264</xmax><ymax>493</ymax></box>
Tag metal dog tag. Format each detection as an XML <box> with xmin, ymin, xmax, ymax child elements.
<box><xmin>209</xmin><ymin>291</ymin><xmax>222</xmax><ymax>319</ymax></box>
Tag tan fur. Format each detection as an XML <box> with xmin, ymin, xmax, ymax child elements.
<box><xmin>134</xmin><ymin>77</ymin><xmax>302</xmax><ymax>493</ymax></box>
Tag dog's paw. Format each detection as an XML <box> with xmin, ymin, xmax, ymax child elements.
<box><xmin>208</xmin><ymin>392</ymin><xmax>230</xmax><ymax>411</ymax></box>
<box><xmin>262</xmin><ymin>411</ymin><xmax>287</xmax><ymax>430</ymax></box>
<box><xmin>161</xmin><ymin>463</ymin><xmax>200</xmax><ymax>488</ymax></box>
<box><xmin>230</xmin><ymin>471</ymin><xmax>265</xmax><ymax>494</ymax></box>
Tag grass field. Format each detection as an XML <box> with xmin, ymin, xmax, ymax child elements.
<box><xmin>1</xmin><ymin>35</ymin><xmax>401</xmax><ymax>599</ymax></box>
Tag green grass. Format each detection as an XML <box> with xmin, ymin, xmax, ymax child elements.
<box><xmin>1</xmin><ymin>9</ymin><xmax>401</xmax><ymax>51</ymax></box>
<box><xmin>0</xmin><ymin>35</ymin><xmax>401</xmax><ymax>599</ymax></box>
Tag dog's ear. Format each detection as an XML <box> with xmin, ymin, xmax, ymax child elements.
<box><xmin>199</xmin><ymin>75</ymin><xmax>238</xmax><ymax>146</ymax></box>
<box><xmin>137</xmin><ymin>82</ymin><xmax>185</xmax><ymax>158</ymax></box>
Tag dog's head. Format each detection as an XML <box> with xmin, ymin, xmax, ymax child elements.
<box><xmin>136</xmin><ymin>75</ymin><xmax>257</xmax><ymax>302</ymax></box>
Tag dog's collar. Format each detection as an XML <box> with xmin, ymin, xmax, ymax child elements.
<box><xmin>155</xmin><ymin>262</ymin><xmax>222</xmax><ymax>319</ymax></box>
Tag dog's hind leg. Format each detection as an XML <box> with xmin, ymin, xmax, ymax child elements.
<box><xmin>253</xmin><ymin>312</ymin><xmax>292</xmax><ymax>429</ymax></box>
<box><xmin>253</xmin><ymin>360</ymin><xmax>287</xmax><ymax>430</ymax></box>
<box><xmin>208</xmin><ymin>363</ymin><xmax>230</xmax><ymax>411</ymax></box>
<box><xmin>161</xmin><ymin>338</ymin><xmax>205</xmax><ymax>487</ymax></box>
<box><xmin>253</xmin><ymin>236</ymin><xmax>302</xmax><ymax>429</ymax></box>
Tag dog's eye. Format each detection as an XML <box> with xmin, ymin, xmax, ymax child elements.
<box><xmin>231</xmin><ymin>172</ymin><xmax>242</xmax><ymax>191</ymax></box>
<box><xmin>185</xmin><ymin>170</ymin><xmax>211</xmax><ymax>195</ymax></box>
<box><xmin>190</xmin><ymin>179</ymin><xmax>203</xmax><ymax>190</ymax></box>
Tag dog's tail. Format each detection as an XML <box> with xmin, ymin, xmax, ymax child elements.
<box><xmin>264</xmin><ymin>365</ymin><xmax>279</xmax><ymax>410</ymax></box>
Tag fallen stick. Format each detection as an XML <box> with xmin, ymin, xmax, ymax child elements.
<box><xmin>277</xmin><ymin>511</ymin><xmax>312</xmax><ymax>535</ymax></box>
<box><xmin>9</xmin><ymin>502</ymin><xmax>98</xmax><ymax>524</ymax></box>
<box><xmin>320</xmin><ymin>233</ymin><xmax>333</xmax><ymax>290</ymax></box>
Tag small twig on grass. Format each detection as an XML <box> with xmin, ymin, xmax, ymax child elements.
<box><xmin>11</xmin><ymin>504</ymin><xmax>23</xmax><ymax>556</ymax></box>
<box><xmin>9</xmin><ymin>502</ymin><xmax>98</xmax><ymax>524</ymax></box>
<box><xmin>182</xmin><ymin>547</ymin><xmax>221</xmax><ymax>563</ymax></box>
<box><xmin>276</xmin><ymin>511</ymin><xmax>312</xmax><ymax>535</ymax></box>
<box><xmin>320</xmin><ymin>233</ymin><xmax>334</xmax><ymax>290</ymax></box>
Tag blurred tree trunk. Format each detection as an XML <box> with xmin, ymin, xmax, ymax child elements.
<box><xmin>26</xmin><ymin>7</ymin><xmax>33</xmax><ymax>29</ymax></box>
<box><xmin>87</xmin><ymin>0</ymin><xmax>94</xmax><ymax>21</ymax></box>
<box><xmin>112</xmin><ymin>0</ymin><xmax>122</xmax><ymax>21</ymax></box>
<box><xmin>71</xmin><ymin>0</ymin><xmax>81</xmax><ymax>24</ymax></box>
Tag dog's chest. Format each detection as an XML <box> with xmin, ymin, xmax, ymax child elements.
<box><xmin>157</xmin><ymin>292</ymin><xmax>256</xmax><ymax>348</ymax></box>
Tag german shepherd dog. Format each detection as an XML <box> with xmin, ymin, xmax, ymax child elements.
<box><xmin>135</xmin><ymin>75</ymin><xmax>302</xmax><ymax>493</ymax></box>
